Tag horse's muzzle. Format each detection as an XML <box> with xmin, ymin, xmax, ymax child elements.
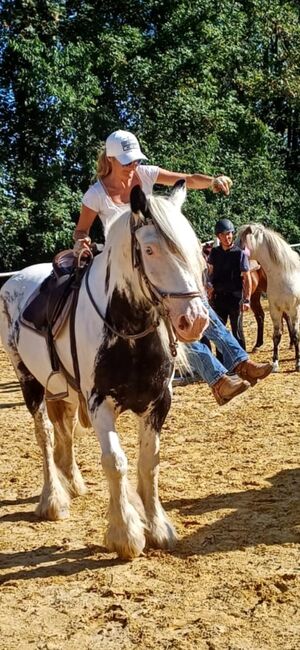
<box><xmin>173</xmin><ymin>304</ymin><xmax>209</xmax><ymax>343</ymax></box>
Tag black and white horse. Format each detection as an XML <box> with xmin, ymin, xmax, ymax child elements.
<box><xmin>0</xmin><ymin>181</ymin><xmax>209</xmax><ymax>559</ymax></box>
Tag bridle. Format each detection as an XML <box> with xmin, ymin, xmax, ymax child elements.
<box><xmin>85</xmin><ymin>213</ymin><xmax>204</xmax><ymax>357</ymax></box>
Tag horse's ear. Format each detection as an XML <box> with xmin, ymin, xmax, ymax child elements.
<box><xmin>169</xmin><ymin>179</ymin><xmax>187</xmax><ymax>208</ymax></box>
<box><xmin>243</xmin><ymin>225</ymin><xmax>253</xmax><ymax>237</ymax></box>
<box><xmin>130</xmin><ymin>185</ymin><xmax>147</xmax><ymax>217</ymax></box>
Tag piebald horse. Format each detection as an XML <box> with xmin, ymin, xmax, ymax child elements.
<box><xmin>237</xmin><ymin>223</ymin><xmax>300</xmax><ymax>371</ymax></box>
<box><xmin>0</xmin><ymin>181</ymin><xmax>209</xmax><ymax>559</ymax></box>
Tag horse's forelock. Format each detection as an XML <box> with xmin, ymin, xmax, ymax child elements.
<box><xmin>147</xmin><ymin>195</ymin><xmax>205</xmax><ymax>287</ymax></box>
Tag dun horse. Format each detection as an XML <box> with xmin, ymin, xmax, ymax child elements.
<box><xmin>238</xmin><ymin>223</ymin><xmax>300</xmax><ymax>371</ymax></box>
<box><xmin>0</xmin><ymin>181</ymin><xmax>209</xmax><ymax>560</ymax></box>
<box><xmin>202</xmin><ymin>241</ymin><xmax>292</xmax><ymax>352</ymax></box>
<box><xmin>245</xmin><ymin>264</ymin><xmax>292</xmax><ymax>351</ymax></box>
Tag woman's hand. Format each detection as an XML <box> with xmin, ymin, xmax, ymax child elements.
<box><xmin>73</xmin><ymin>236</ymin><xmax>92</xmax><ymax>257</ymax></box>
<box><xmin>211</xmin><ymin>175</ymin><xmax>233</xmax><ymax>195</ymax></box>
<box><xmin>206</xmin><ymin>284</ymin><xmax>215</xmax><ymax>301</ymax></box>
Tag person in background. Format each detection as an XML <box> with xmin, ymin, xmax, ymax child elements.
<box><xmin>74</xmin><ymin>129</ymin><xmax>272</xmax><ymax>405</ymax></box>
<box><xmin>207</xmin><ymin>218</ymin><xmax>251</xmax><ymax>354</ymax></box>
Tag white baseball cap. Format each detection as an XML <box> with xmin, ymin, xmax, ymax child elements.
<box><xmin>105</xmin><ymin>130</ymin><xmax>147</xmax><ymax>165</ymax></box>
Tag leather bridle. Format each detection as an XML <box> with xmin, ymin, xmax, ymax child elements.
<box><xmin>85</xmin><ymin>214</ymin><xmax>204</xmax><ymax>357</ymax></box>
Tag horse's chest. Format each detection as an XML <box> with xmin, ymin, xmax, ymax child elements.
<box><xmin>91</xmin><ymin>335</ymin><xmax>172</xmax><ymax>413</ymax></box>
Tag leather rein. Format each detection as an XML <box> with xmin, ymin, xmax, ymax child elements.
<box><xmin>85</xmin><ymin>214</ymin><xmax>203</xmax><ymax>358</ymax></box>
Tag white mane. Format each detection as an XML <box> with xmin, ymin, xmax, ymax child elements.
<box><xmin>147</xmin><ymin>194</ymin><xmax>206</xmax><ymax>290</ymax></box>
<box><xmin>238</xmin><ymin>223</ymin><xmax>300</xmax><ymax>275</ymax></box>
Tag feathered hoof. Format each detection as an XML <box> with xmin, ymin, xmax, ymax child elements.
<box><xmin>104</xmin><ymin>526</ymin><xmax>146</xmax><ymax>560</ymax></box>
<box><xmin>68</xmin><ymin>477</ymin><xmax>87</xmax><ymax>498</ymax></box>
<box><xmin>272</xmin><ymin>361</ymin><xmax>279</xmax><ymax>373</ymax></box>
<box><xmin>147</xmin><ymin>516</ymin><xmax>177</xmax><ymax>551</ymax></box>
<box><xmin>35</xmin><ymin>490</ymin><xmax>70</xmax><ymax>521</ymax></box>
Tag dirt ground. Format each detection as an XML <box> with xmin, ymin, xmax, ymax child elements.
<box><xmin>1</xmin><ymin>306</ymin><xmax>300</xmax><ymax>650</ymax></box>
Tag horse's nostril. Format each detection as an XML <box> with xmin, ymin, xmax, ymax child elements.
<box><xmin>178</xmin><ymin>315</ymin><xmax>190</xmax><ymax>331</ymax></box>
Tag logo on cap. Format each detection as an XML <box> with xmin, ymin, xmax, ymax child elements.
<box><xmin>121</xmin><ymin>138</ymin><xmax>136</xmax><ymax>152</ymax></box>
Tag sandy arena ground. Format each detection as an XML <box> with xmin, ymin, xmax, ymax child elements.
<box><xmin>0</xmin><ymin>307</ymin><xmax>300</xmax><ymax>650</ymax></box>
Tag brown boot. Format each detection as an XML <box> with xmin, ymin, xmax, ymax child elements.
<box><xmin>211</xmin><ymin>374</ymin><xmax>251</xmax><ymax>406</ymax></box>
<box><xmin>234</xmin><ymin>359</ymin><xmax>273</xmax><ymax>386</ymax></box>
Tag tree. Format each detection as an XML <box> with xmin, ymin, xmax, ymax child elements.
<box><xmin>0</xmin><ymin>0</ymin><xmax>299</xmax><ymax>270</ymax></box>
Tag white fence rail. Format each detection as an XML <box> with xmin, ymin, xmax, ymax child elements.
<box><xmin>0</xmin><ymin>271</ymin><xmax>20</xmax><ymax>278</ymax></box>
<box><xmin>1</xmin><ymin>242</ymin><xmax>300</xmax><ymax>280</ymax></box>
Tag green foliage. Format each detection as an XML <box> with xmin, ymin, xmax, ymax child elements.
<box><xmin>0</xmin><ymin>0</ymin><xmax>300</xmax><ymax>270</ymax></box>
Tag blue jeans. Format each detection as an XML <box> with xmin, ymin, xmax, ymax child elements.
<box><xmin>186</xmin><ymin>301</ymin><xmax>248</xmax><ymax>386</ymax></box>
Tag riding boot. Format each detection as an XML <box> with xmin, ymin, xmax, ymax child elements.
<box><xmin>211</xmin><ymin>374</ymin><xmax>250</xmax><ymax>406</ymax></box>
<box><xmin>234</xmin><ymin>359</ymin><xmax>273</xmax><ymax>386</ymax></box>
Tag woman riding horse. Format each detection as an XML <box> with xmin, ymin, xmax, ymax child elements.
<box><xmin>74</xmin><ymin>130</ymin><xmax>272</xmax><ymax>404</ymax></box>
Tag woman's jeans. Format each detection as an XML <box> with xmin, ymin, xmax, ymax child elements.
<box><xmin>186</xmin><ymin>300</ymin><xmax>248</xmax><ymax>386</ymax></box>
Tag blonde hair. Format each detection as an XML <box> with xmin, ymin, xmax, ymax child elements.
<box><xmin>96</xmin><ymin>148</ymin><xmax>112</xmax><ymax>179</ymax></box>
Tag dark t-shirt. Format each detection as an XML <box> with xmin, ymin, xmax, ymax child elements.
<box><xmin>208</xmin><ymin>244</ymin><xmax>250</xmax><ymax>296</ymax></box>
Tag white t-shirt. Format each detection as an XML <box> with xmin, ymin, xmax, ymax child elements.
<box><xmin>82</xmin><ymin>165</ymin><xmax>159</xmax><ymax>234</ymax></box>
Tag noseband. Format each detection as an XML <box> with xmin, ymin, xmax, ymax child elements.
<box><xmin>85</xmin><ymin>214</ymin><xmax>203</xmax><ymax>357</ymax></box>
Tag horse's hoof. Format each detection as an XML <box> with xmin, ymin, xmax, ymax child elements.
<box><xmin>104</xmin><ymin>530</ymin><xmax>146</xmax><ymax>560</ymax></box>
<box><xmin>272</xmin><ymin>361</ymin><xmax>279</xmax><ymax>373</ymax></box>
<box><xmin>35</xmin><ymin>493</ymin><xmax>70</xmax><ymax>520</ymax></box>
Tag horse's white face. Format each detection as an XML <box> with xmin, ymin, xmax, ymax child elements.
<box><xmin>238</xmin><ymin>225</ymin><xmax>261</xmax><ymax>259</ymax></box>
<box><xmin>132</xmin><ymin>183</ymin><xmax>209</xmax><ymax>342</ymax></box>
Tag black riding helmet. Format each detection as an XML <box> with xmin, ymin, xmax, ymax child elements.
<box><xmin>215</xmin><ymin>218</ymin><xmax>235</xmax><ymax>235</ymax></box>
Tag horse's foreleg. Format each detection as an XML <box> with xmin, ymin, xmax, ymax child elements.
<box><xmin>137</xmin><ymin>389</ymin><xmax>176</xmax><ymax>551</ymax></box>
<box><xmin>46</xmin><ymin>399</ymin><xmax>87</xmax><ymax>498</ymax></box>
<box><xmin>91</xmin><ymin>398</ymin><xmax>146</xmax><ymax>560</ymax></box>
<box><xmin>289</xmin><ymin>308</ymin><xmax>300</xmax><ymax>372</ymax></box>
<box><xmin>270</xmin><ymin>312</ymin><xmax>282</xmax><ymax>372</ymax></box>
<box><xmin>283</xmin><ymin>312</ymin><xmax>295</xmax><ymax>350</ymax></box>
<box><xmin>292</xmin><ymin>329</ymin><xmax>300</xmax><ymax>372</ymax></box>
<box><xmin>251</xmin><ymin>291</ymin><xmax>265</xmax><ymax>350</ymax></box>
<box><xmin>137</xmin><ymin>413</ymin><xmax>177</xmax><ymax>551</ymax></box>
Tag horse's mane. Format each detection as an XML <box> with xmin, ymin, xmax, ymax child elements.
<box><xmin>147</xmin><ymin>194</ymin><xmax>206</xmax><ymax>290</ymax></box>
<box><xmin>238</xmin><ymin>223</ymin><xmax>300</xmax><ymax>274</ymax></box>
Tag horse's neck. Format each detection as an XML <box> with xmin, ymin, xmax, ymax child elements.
<box><xmin>252</xmin><ymin>241</ymin><xmax>274</xmax><ymax>275</ymax></box>
<box><xmin>87</xmin><ymin>236</ymin><xmax>152</xmax><ymax>323</ymax></box>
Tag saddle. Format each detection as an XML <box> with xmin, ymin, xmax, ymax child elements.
<box><xmin>20</xmin><ymin>250</ymin><xmax>91</xmax><ymax>400</ymax></box>
<box><xmin>22</xmin><ymin>250</ymin><xmax>79</xmax><ymax>338</ymax></box>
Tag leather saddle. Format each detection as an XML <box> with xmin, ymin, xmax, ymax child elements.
<box><xmin>20</xmin><ymin>250</ymin><xmax>91</xmax><ymax>400</ymax></box>
<box><xmin>21</xmin><ymin>250</ymin><xmax>78</xmax><ymax>339</ymax></box>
